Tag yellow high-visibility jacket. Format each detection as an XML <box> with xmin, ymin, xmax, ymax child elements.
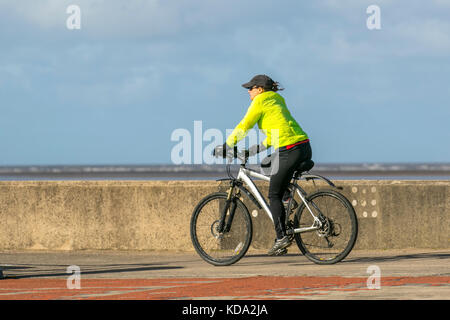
<box><xmin>226</xmin><ymin>91</ymin><xmax>309</xmax><ymax>149</ymax></box>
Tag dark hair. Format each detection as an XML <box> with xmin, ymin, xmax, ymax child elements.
<box><xmin>263</xmin><ymin>81</ymin><xmax>284</xmax><ymax>92</ymax></box>
<box><xmin>260</xmin><ymin>81</ymin><xmax>284</xmax><ymax>92</ymax></box>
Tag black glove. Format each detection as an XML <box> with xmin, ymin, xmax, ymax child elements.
<box><xmin>213</xmin><ymin>143</ymin><xmax>238</xmax><ymax>158</ymax></box>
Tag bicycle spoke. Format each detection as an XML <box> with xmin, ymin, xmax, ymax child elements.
<box><xmin>191</xmin><ymin>193</ymin><xmax>252</xmax><ymax>266</ymax></box>
<box><xmin>293</xmin><ymin>189</ymin><xmax>358</xmax><ymax>264</ymax></box>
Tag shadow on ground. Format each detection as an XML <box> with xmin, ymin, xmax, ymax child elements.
<box><xmin>243</xmin><ymin>251</ymin><xmax>450</xmax><ymax>265</ymax></box>
<box><xmin>344</xmin><ymin>252</ymin><xmax>450</xmax><ymax>263</ymax></box>
<box><xmin>0</xmin><ymin>263</ymin><xmax>183</xmax><ymax>279</ymax></box>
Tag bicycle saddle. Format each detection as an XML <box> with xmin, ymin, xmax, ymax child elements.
<box><xmin>296</xmin><ymin>159</ymin><xmax>314</xmax><ymax>173</ymax></box>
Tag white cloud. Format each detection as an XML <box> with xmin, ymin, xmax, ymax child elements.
<box><xmin>0</xmin><ymin>0</ymin><xmax>176</xmax><ymax>35</ymax></box>
<box><xmin>0</xmin><ymin>0</ymin><xmax>254</xmax><ymax>38</ymax></box>
<box><xmin>432</xmin><ymin>0</ymin><xmax>450</xmax><ymax>8</ymax></box>
<box><xmin>0</xmin><ymin>0</ymin><xmax>64</xmax><ymax>28</ymax></box>
<box><xmin>390</xmin><ymin>19</ymin><xmax>450</xmax><ymax>56</ymax></box>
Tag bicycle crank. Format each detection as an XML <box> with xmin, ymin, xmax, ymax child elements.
<box><xmin>286</xmin><ymin>221</ymin><xmax>295</xmax><ymax>242</ymax></box>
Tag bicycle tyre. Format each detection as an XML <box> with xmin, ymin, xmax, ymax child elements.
<box><xmin>293</xmin><ymin>189</ymin><xmax>358</xmax><ymax>265</ymax></box>
<box><xmin>190</xmin><ymin>192</ymin><xmax>253</xmax><ymax>266</ymax></box>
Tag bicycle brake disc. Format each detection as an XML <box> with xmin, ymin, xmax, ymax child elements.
<box><xmin>317</xmin><ymin>216</ymin><xmax>331</xmax><ymax>237</ymax></box>
<box><xmin>210</xmin><ymin>220</ymin><xmax>223</xmax><ymax>239</ymax></box>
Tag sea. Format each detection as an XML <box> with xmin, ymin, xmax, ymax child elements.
<box><xmin>0</xmin><ymin>163</ymin><xmax>449</xmax><ymax>180</ymax></box>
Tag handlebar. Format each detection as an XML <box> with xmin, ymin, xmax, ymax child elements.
<box><xmin>223</xmin><ymin>149</ymin><xmax>249</xmax><ymax>165</ymax></box>
<box><xmin>222</xmin><ymin>149</ymin><xmax>249</xmax><ymax>180</ymax></box>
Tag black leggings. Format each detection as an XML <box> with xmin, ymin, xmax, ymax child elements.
<box><xmin>267</xmin><ymin>141</ymin><xmax>312</xmax><ymax>239</ymax></box>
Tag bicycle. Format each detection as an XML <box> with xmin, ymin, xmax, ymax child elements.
<box><xmin>190</xmin><ymin>149</ymin><xmax>358</xmax><ymax>266</ymax></box>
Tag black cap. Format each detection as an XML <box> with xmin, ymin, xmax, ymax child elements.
<box><xmin>241</xmin><ymin>74</ymin><xmax>274</xmax><ymax>90</ymax></box>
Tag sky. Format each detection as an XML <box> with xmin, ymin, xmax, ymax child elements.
<box><xmin>1</xmin><ymin>0</ymin><xmax>449</xmax><ymax>165</ymax></box>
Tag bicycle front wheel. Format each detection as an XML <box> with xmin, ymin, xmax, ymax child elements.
<box><xmin>190</xmin><ymin>192</ymin><xmax>253</xmax><ymax>266</ymax></box>
<box><xmin>293</xmin><ymin>189</ymin><xmax>358</xmax><ymax>264</ymax></box>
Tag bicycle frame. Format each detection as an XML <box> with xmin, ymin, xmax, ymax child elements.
<box><xmin>235</xmin><ymin>166</ymin><xmax>323</xmax><ymax>234</ymax></box>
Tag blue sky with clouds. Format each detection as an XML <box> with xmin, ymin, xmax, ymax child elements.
<box><xmin>1</xmin><ymin>0</ymin><xmax>449</xmax><ymax>165</ymax></box>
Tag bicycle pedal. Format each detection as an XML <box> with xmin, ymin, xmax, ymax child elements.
<box><xmin>274</xmin><ymin>248</ymin><xmax>288</xmax><ymax>256</ymax></box>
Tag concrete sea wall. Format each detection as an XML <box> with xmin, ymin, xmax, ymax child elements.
<box><xmin>0</xmin><ymin>180</ymin><xmax>448</xmax><ymax>251</ymax></box>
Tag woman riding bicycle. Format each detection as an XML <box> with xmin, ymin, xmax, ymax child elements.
<box><xmin>213</xmin><ymin>74</ymin><xmax>313</xmax><ymax>256</ymax></box>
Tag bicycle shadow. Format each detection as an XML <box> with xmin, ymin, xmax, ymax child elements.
<box><xmin>243</xmin><ymin>251</ymin><xmax>450</xmax><ymax>266</ymax></box>
<box><xmin>343</xmin><ymin>251</ymin><xmax>450</xmax><ymax>264</ymax></box>
<box><xmin>0</xmin><ymin>263</ymin><xmax>183</xmax><ymax>279</ymax></box>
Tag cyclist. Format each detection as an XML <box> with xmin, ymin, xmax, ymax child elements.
<box><xmin>213</xmin><ymin>74</ymin><xmax>312</xmax><ymax>256</ymax></box>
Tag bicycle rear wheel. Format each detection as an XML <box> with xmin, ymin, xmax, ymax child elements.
<box><xmin>293</xmin><ymin>189</ymin><xmax>358</xmax><ymax>264</ymax></box>
<box><xmin>190</xmin><ymin>192</ymin><xmax>252</xmax><ymax>266</ymax></box>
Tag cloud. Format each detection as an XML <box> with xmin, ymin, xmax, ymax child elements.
<box><xmin>0</xmin><ymin>0</ymin><xmax>258</xmax><ymax>39</ymax></box>
<box><xmin>0</xmin><ymin>0</ymin><xmax>65</xmax><ymax>29</ymax></box>
<box><xmin>390</xmin><ymin>19</ymin><xmax>450</xmax><ymax>56</ymax></box>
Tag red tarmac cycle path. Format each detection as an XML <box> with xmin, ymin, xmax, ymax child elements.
<box><xmin>1</xmin><ymin>275</ymin><xmax>449</xmax><ymax>300</ymax></box>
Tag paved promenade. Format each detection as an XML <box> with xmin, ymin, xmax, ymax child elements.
<box><xmin>1</xmin><ymin>248</ymin><xmax>449</xmax><ymax>300</ymax></box>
